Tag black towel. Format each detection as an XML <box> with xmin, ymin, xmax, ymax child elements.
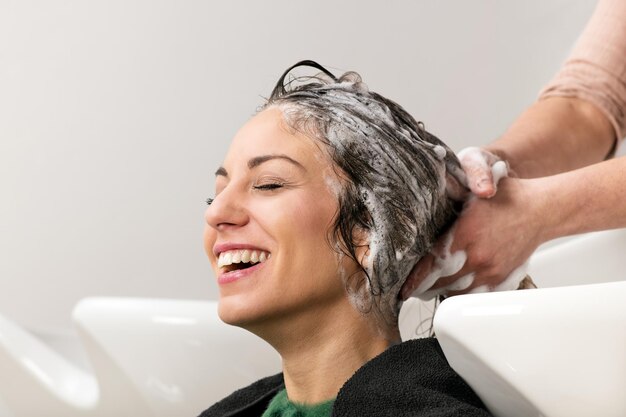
<box><xmin>332</xmin><ymin>338</ymin><xmax>492</xmax><ymax>417</ymax></box>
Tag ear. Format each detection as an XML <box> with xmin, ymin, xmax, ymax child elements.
<box><xmin>352</xmin><ymin>227</ymin><xmax>371</xmax><ymax>269</ymax></box>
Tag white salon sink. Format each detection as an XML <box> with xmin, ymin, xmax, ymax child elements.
<box><xmin>0</xmin><ymin>298</ymin><xmax>280</xmax><ymax>417</ymax></box>
<box><xmin>434</xmin><ymin>281</ymin><xmax>626</xmax><ymax>417</ymax></box>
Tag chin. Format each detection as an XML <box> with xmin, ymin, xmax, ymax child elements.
<box><xmin>217</xmin><ymin>296</ymin><xmax>267</xmax><ymax>330</ymax></box>
<box><xmin>217</xmin><ymin>295</ymin><xmax>298</xmax><ymax>343</ymax></box>
<box><xmin>217</xmin><ymin>297</ymin><xmax>247</xmax><ymax>326</ymax></box>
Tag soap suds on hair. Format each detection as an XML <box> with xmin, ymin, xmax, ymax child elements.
<box><xmin>264</xmin><ymin>62</ymin><xmax>463</xmax><ymax>328</ymax></box>
<box><xmin>433</xmin><ymin>145</ymin><xmax>447</xmax><ymax>160</ymax></box>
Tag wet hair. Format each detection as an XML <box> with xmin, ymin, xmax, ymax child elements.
<box><xmin>263</xmin><ymin>60</ymin><xmax>465</xmax><ymax>329</ymax></box>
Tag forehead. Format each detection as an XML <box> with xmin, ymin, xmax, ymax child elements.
<box><xmin>222</xmin><ymin>107</ymin><xmax>326</xmax><ymax>168</ymax></box>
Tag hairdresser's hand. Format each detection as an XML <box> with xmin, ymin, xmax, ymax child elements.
<box><xmin>401</xmin><ymin>149</ymin><xmax>548</xmax><ymax>299</ymax></box>
<box><xmin>401</xmin><ymin>177</ymin><xmax>545</xmax><ymax>299</ymax></box>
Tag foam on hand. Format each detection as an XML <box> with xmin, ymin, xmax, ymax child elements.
<box><xmin>407</xmin><ymin>154</ymin><xmax>528</xmax><ymax>300</ymax></box>
<box><xmin>469</xmin><ymin>261</ymin><xmax>530</xmax><ymax>294</ymax></box>
<box><xmin>405</xmin><ymin>229</ymin><xmax>471</xmax><ymax>300</ymax></box>
<box><xmin>456</xmin><ymin>147</ymin><xmax>509</xmax><ymax>193</ymax></box>
<box><xmin>491</xmin><ymin>160</ymin><xmax>508</xmax><ymax>185</ymax></box>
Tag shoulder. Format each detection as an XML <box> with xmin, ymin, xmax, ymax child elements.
<box><xmin>333</xmin><ymin>338</ymin><xmax>491</xmax><ymax>417</ymax></box>
<box><xmin>197</xmin><ymin>373</ymin><xmax>284</xmax><ymax>417</ymax></box>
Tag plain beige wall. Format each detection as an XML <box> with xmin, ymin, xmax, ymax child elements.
<box><xmin>0</xmin><ymin>0</ymin><xmax>598</xmax><ymax>331</ymax></box>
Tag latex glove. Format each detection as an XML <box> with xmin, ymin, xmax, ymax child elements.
<box><xmin>401</xmin><ymin>148</ymin><xmax>536</xmax><ymax>300</ymax></box>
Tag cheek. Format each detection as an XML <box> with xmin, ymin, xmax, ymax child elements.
<box><xmin>254</xmin><ymin>189</ymin><xmax>337</xmax><ymax>260</ymax></box>
<box><xmin>299</xmin><ymin>204</ymin><xmax>333</xmax><ymax>237</ymax></box>
<box><xmin>278</xmin><ymin>193</ymin><xmax>339</xmax><ymax>270</ymax></box>
<box><xmin>285</xmin><ymin>193</ymin><xmax>334</xmax><ymax>239</ymax></box>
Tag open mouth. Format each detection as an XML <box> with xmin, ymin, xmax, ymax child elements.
<box><xmin>217</xmin><ymin>249</ymin><xmax>271</xmax><ymax>274</ymax></box>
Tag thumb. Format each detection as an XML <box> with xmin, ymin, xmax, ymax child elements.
<box><xmin>457</xmin><ymin>147</ymin><xmax>498</xmax><ymax>198</ymax></box>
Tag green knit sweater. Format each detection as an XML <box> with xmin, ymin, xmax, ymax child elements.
<box><xmin>261</xmin><ymin>389</ymin><xmax>335</xmax><ymax>417</ymax></box>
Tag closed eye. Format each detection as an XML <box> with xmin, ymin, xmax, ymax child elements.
<box><xmin>253</xmin><ymin>183</ymin><xmax>284</xmax><ymax>191</ymax></box>
<box><xmin>206</xmin><ymin>183</ymin><xmax>284</xmax><ymax>205</ymax></box>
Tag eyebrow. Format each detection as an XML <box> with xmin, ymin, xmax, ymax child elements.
<box><xmin>214</xmin><ymin>154</ymin><xmax>306</xmax><ymax>177</ymax></box>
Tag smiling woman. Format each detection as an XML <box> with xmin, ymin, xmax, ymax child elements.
<box><xmin>200</xmin><ymin>61</ymin><xmax>490</xmax><ymax>417</ymax></box>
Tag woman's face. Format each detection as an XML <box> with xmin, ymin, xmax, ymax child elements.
<box><xmin>204</xmin><ymin>107</ymin><xmax>359</xmax><ymax>329</ymax></box>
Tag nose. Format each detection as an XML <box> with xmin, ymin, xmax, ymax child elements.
<box><xmin>204</xmin><ymin>185</ymin><xmax>250</xmax><ymax>232</ymax></box>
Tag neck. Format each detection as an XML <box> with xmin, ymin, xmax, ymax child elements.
<box><xmin>252</xmin><ymin>301</ymin><xmax>399</xmax><ymax>404</ymax></box>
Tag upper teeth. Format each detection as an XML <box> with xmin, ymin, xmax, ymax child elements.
<box><xmin>218</xmin><ymin>249</ymin><xmax>271</xmax><ymax>268</ymax></box>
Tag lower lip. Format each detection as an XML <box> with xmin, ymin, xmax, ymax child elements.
<box><xmin>217</xmin><ymin>261</ymin><xmax>266</xmax><ymax>285</ymax></box>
